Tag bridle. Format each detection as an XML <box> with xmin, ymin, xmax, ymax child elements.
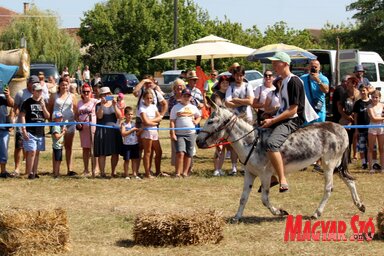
<box><xmin>200</xmin><ymin>113</ymin><xmax>259</xmax><ymax>148</ymax></box>
<box><xmin>199</xmin><ymin>114</ymin><xmax>238</xmax><ymax>145</ymax></box>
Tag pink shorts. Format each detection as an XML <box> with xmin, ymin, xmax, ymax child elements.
<box><xmin>141</xmin><ymin>130</ymin><xmax>159</xmax><ymax>140</ymax></box>
<box><xmin>369</xmin><ymin>127</ymin><xmax>384</xmax><ymax>136</ymax></box>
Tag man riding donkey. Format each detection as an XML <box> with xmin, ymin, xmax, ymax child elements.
<box><xmin>261</xmin><ymin>52</ymin><xmax>318</xmax><ymax>192</ymax></box>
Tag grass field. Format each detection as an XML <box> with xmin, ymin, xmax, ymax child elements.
<box><xmin>0</xmin><ymin>94</ymin><xmax>383</xmax><ymax>255</ymax></box>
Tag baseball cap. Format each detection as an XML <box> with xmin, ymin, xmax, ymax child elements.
<box><xmin>267</xmin><ymin>51</ymin><xmax>291</xmax><ymax>65</ymax></box>
<box><xmin>354</xmin><ymin>64</ymin><xmax>365</xmax><ymax>73</ymax></box>
<box><xmin>53</xmin><ymin>111</ymin><xmax>63</xmax><ymax>119</ymax></box>
<box><xmin>182</xmin><ymin>88</ymin><xmax>192</xmax><ymax>96</ymax></box>
<box><xmin>32</xmin><ymin>83</ymin><xmax>43</xmax><ymax>91</ymax></box>
<box><xmin>28</xmin><ymin>75</ymin><xmax>40</xmax><ymax>84</ymax></box>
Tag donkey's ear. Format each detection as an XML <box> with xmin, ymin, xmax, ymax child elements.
<box><xmin>206</xmin><ymin>96</ymin><xmax>219</xmax><ymax>110</ymax></box>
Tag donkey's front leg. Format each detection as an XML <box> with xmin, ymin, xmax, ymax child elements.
<box><xmin>260</xmin><ymin>174</ymin><xmax>289</xmax><ymax>216</ymax></box>
<box><xmin>232</xmin><ymin>170</ymin><xmax>256</xmax><ymax>223</ymax></box>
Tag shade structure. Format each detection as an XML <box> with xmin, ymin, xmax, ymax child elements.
<box><xmin>247</xmin><ymin>43</ymin><xmax>317</xmax><ymax>63</ymax></box>
<box><xmin>149</xmin><ymin>35</ymin><xmax>255</xmax><ymax>61</ymax></box>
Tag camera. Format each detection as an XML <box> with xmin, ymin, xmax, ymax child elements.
<box><xmin>105</xmin><ymin>95</ymin><xmax>114</xmax><ymax>101</ymax></box>
<box><xmin>310</xmin><ymin>67</ymin><xmax>317</xmax><ymax>73</ymax></box>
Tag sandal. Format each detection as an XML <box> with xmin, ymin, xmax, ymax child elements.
<box><xmin>279</xmin><ymin>183</ymin><xmax>289</xmax><ymax>193</ymax></box>
<box><xmin>258</xmin><ymin>181</ymin><xmax>279</xmax><ymax>193</ymax></box>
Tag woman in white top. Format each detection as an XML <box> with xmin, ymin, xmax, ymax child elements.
<box><xmin>367</xmin><ymin>90</ymin><xmax>384</xmax><ymax>173</ymax></box>
<box><xmin>138</xmin><ymin>89</ymin><xmax>163</xmax><ymax>178</ymax></box>
<box><xmin>48</xmin><ymin>78</ymin><xmax>78</xmax><ymax>176</ymax></box>
<box><xmin>252</xmin><ymin>70</ymin><xmax>276</xmax><ymax>125</ymax></box>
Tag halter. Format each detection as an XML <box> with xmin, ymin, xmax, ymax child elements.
<box><xmin>200</xmin><ymin>113</ymin><xmax>258</xmax><ymax>148</ymax></box>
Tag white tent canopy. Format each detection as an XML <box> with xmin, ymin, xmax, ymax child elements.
<box><xmin>149</xmin><ymin>35</ymin><xmax>255</xmax><ymax>64</ymax></box>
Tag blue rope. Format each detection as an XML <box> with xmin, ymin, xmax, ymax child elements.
<box><xmin>0</xmin><ymin>121</ymin><xmax>201</xmax><ymax>131</ymax></box>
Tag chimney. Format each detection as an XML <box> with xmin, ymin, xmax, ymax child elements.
<box><xmin>23</xmin><ymin>2</ymin><xmax>30</xmax><ymax>14</ymax></box>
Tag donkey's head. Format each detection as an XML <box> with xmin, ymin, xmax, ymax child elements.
<box><xmin>196</xmin><ymin>97</ymin><xmax>235</xmax><ymax>149</ymax></box>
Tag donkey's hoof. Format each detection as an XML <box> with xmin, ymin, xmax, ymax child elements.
<box><xmin>310</xmin><ymin>214</ymin><xmax>319</xmax><ymax>220</ymax></box>
<box><xmin>279</xmin><ymin>209</ymin><xmax>289</xmax><ymax>216</ymax></box>
<box><xmin>230</xmin><ymin>217</ymin><xmax>240</xmax><ymax>224</ymax></box>
<box><xmin>311</xmin><ymin>210</ymin><xmax>321</xmax><ymax>219</ymax></box>
<box><xmin>358</xmin><ymin>204</ymin><xmax>366</xmax><ymax>213</ymax></box>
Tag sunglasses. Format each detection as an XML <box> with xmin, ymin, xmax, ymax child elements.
<box><xmin>82</xmin><ymin>91</ymin><xmax>91</xmax><ymax>94</ymax></box>
<box><xmin>211</xmin><ymin>74</ymin><xmax>217</xmax><ymax>76</ymax></box>
<box><xmin>264</xmin><ymin>74</ymin><xmax>273</xmax><ymax>78</ymax></box>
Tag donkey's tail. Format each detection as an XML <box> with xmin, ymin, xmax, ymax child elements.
<box><xmin>334</xmin><ymin>147</ymin><xmax>355</xmax><ymax>180</ymax></box>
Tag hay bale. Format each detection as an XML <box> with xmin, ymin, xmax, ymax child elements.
<box><xmin>378</xmin><ymin>209</ymin><xmax>384</xmax><ymax>239</ymax></box>
<box><xmin>0</xmin><ymin>208</ymin><xmax>70</xmax><ymax>255</ymax></box>
<box><xmin>133</xmin><ymin>210</ymin><xmax>225</xmax><ymax>246</ymax></box>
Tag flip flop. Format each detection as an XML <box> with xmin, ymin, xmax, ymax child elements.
<box><xmin>279</xmin><ymin>184</ymin><xmax>289</xmax><ymax>193</ymax></box>
<box><xmin>258</xmin><ymin>180</ymin><xmax>279</xmax><ymax>193</ymax></box>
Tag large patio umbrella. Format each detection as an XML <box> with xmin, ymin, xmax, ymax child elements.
<box><xmin>149</xmin><ymin>34</ymin><xmax>255</xmax><ymax>69</ymax></box>
<box><xmin>247</xmin><ymin>43</ymin><xmax>317</xmax><ymax>63</ymax></box>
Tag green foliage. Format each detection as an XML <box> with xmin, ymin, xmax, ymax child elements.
<box><xmin>346</xmin><ymin>0</ymin><xmax>384</xmax><ymax>55</ymax></box>
<box><xmin>0</xmin><ymin>5</ymin><xmax>80</xmax><ymax>73</ymax></box>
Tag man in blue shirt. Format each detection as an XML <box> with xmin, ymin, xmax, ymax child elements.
<box><xmin>301</xmin><ymin>60</ymin><xmax>329</xmax><ymax>123</ymax></box>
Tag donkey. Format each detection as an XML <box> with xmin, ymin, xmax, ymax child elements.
<box><xmin>196</xmin><ymin>102</ymin><xmax>365</xmax><ymax>221</ymax></box>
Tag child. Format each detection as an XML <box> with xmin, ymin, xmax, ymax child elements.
<box><xmin>170</xmin><ymin>89</ymin><xmax>201</xmax><ymax>177</ymax></box>
<box><xmin>353</xmin><ymin>85</ymin><xmax>371</xmax><ymax>169</ymax></box>
<box><xmin>367</xmin><ymin>90</ymin><xmax>384</xmax><ymax>173</ymax></box>
<box><xmin>120</xmin><ymin>106</ymin><xmax>141</xmax><ymax>179</ymax></box>
<box><xmin>138</xmin><ymin>89</ymin><xmax>163</xmax><ymax>178</ymax></box>
<box><xmin>51</xmin><ymin>111</ymin><xmax>67</xmax><ymax>178</ymax></box>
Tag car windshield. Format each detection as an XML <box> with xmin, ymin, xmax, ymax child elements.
<box><xmin>30</xmin><ymin>67</ymin><xmax>58</xmax><ymax>78</ymax></box>
<box><xmin>125</xmin><ymin>74</ymin><xmax>138</xmax><ymax>81</ymax></box>
<box><xmin>245</xmin><ymin>72</ymin><xmax>262</xmax><ymax>81</ymax></box>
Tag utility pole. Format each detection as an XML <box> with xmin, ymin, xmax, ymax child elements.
<box><xmin>173</xmin><ymin>0</ymin><xmax>178</xmax><ymax>70</ymax></box>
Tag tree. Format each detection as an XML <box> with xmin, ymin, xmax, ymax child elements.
<box><xmin>0</xmin><ymin>5</ymin><xmax>80</xmax><ymax>73</ymax></box>
<box><xmin>346</xmin><ymin>0</ymin><xmax>384</xmax><ymax>55</ymax></box>
<box><xmin>79</xmin><ymin>0</ymin><xmax>209</xmax><ymax>76</ymax></box>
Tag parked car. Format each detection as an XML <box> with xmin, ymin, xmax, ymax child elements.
<box><xmin>100</xmin><ymin>72</ymin><xmax>139</xmax><ymax>94</ymax></box>
<box><xmin>218</xmin><ymin>69</ymin><xmax>263</xmax><ymax>89</ymax></box>
<box><xmin>159</xmin><ymin>70</ymin><xmax>183</xmax><ymax>95</ymax></box>
<box><xmin>30</xmin><ymin>63</ymin><xmax>59</xmax><ymax>83</ymax></box>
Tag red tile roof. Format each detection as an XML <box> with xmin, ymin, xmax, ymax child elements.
<box><xmin>0</xmin><ymin>7</ymin><xmax>18</xmax><ymax>33</ymax></box>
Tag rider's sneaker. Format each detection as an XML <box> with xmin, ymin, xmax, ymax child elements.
<box><xmin>361</xmin><ymin>163</ymin><xmax>368</xmax><ymax>170</ymax></box>
<box><xmin>372</xmin><ymin>163</ymin><xmax>381</xmax><ymax>170</ymax></box>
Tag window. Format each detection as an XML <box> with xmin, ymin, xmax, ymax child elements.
<box><xmin>378</xmin><ymin>63</ymin><xmax>384</xmax><ymax>82</ymax></box>
<box><xmin>362</xmin><ymin>62</ymin><xmax>377</xmax><ymax>82</ymax></box>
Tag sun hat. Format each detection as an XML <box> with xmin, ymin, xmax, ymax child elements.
<box><xmin>32</xmin><ymin>83</ymin><xmax>43</xmax><ymax>91</ymax></box>
<box><xmin>181</xmin><ymin>88</ymin><xmax>192</xmax><ymax>96</ymax></box>
<box><xmin>187</xmin><ymin>70</ymin><xmax>199</xmax><ymax>80</ymax></box>
<box><xmin>267</xmin><ymin>51</ymin><xmax>291</xmax><ymax>65</ymax></box>
<box><xmin>28</xmin><ymin>75</ymin><xmax>40</xmax><ymax>84</ymax></box>
<box><xmin>53</xmin><ymin>111</ymin><xmax>63</xmax><ymax>119</ymax></box>
<box><xmin>354</xmin><ymin>64</ymin><xmax>365</xmax><ymax>73</ymax></box>
<box><xmin>99</xmin><ymin>87</ymin><xmax>111</xmax><ymax>95</ymax></box>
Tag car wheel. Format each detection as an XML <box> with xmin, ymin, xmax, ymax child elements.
<box><xmin>113</xmin><ymin>87</ymin><xmax>122</xmax><ymax>94</ymax></box>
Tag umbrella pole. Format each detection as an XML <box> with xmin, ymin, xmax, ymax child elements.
<box><xmin>211</xmin><ymin>57</ymin><xmax>214</xmax><ymax>71</ymax></box>
<box><xmin>196</xmin><ymin>55</ymin><xmax>202</xmax><ymax>67</ymax></box>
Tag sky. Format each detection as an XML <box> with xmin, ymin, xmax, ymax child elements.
<box><xmin>2</xmin><ymin>0</ymin><xmax>357</xmax><ymax>32</ymax></box>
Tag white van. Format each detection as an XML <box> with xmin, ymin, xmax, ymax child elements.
<box><xmin>302</xmin><ymin>49</ymin><xmax>384</xmax><ymax>100</ymax></box>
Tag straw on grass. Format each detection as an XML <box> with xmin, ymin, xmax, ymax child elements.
<box><xmin>133</xmin><ymin>210</ymin><xmax>225</xmax><ymax>246</ymax></box>
<box><xmin>0</xmin><ymin>208</ymin><xmax>70</xmax><ymax>255</ymax></box>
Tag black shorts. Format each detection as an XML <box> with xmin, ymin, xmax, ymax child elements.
<box><xmin>265</xmin><ymin>117</ymin><xmax>301</xmax><ymax>152</ymax></box>
<box><xmin>120</xmin><ymin>144</ymin><xmax>140</xmax><ymax>160</ymax></box>
<box><xmin>15</xmin><ymin>129</ymin><xmax>24</xmax><ymax>149</ymax></box>
<box><xmin>53</xmin><ymin>148</ymin><xmax>63</xmax><ymax>161</ymax></box>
